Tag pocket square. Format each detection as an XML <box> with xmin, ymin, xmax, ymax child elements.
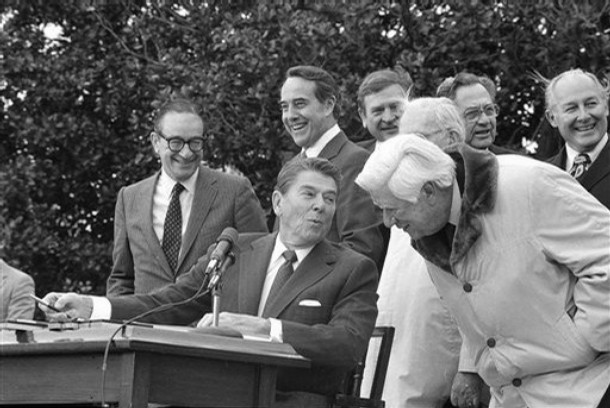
<box><xmin>298</xmin><ymin>299</ymin><xmax>322</xmax><ymax>307</ymax></box>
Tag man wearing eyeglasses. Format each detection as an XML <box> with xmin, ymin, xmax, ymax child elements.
<box><xmin>106</xmin><ymin>98</ymin><xmax>267</xmax><ymax>296</ymax></box>
<box><xmin>437</xmin><ymin>72</ymin><xmax>514</xmax><ymax>155</ymax></box>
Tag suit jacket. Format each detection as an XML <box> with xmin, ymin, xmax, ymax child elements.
<box><xmin>317</xmin><ymin>132</ymin><xmax>385</xmax><ymax>270</ymax></box>
<box><xmin>106</xmin><ymin>165</ymin><xmax>268</xmax><ymax>296</ymax></box>
<box><xmin>547</xmin><ymin>139</ymin><xmax>610</xmax><ymax>209</ymax></box>
<box><xmin>109</xmin><ymin>232</ymin><xmax>379</xmax><ymax>397</ymax></box>
<box><xmin>0</xmin><ymin>259</ymin><xmax>35</xmax><ymax>321</ymax></box>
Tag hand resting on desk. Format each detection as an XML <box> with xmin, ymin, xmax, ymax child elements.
<box><xmin>197</xmin><ymin>311</ymin><xmax>271</xmax><ymax>338</ymax></box>
<box><xmin>41</xmin><ymin>292</ymin><xmax>93</xmax><ymax>322</ymax></box>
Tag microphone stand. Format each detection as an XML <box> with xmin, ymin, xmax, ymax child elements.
<box><xmin>210</xmin><ymin>252</ymin><xmax>235</xmax><ymax>327</ymax></box>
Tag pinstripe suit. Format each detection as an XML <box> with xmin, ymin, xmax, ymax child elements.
<box><xmin>106</xmin><ymin>165</ymin><xmax>267</xmax><ymax>295</ymax></box>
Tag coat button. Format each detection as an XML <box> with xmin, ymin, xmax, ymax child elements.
<box><xmin>463</xmin><ymin>282</ymin><xmax>473</xmax><ymax>292</ymax></box>
<box><xmin>512</xmin><ymin>378</ymin><xmax>522</xmax><ymax>387</ymax></box>
<box><xmin>486</xmin><ymin>338</ymin><xmax>496</xmax><ymax>348</ymax></box>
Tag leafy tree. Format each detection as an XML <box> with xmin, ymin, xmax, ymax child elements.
<box><xmin>1</xmin><ymin>1</ymin><xmax>608</xmax><ymax>295</ymax></box>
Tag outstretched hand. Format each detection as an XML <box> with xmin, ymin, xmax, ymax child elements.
<box><xmin>40</xmin><ymin>292</ymin><xmax>93</xmax><ymax>322</ymax></box>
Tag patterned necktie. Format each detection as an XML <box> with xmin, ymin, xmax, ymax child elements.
<box><xmin>264</xmin><ymin>250</ymin><xmax>298</xmax><ymax>315</ymax></box>
<box><xmin>162</xmin><ymin>183</ymin><xmax>185</xmax><ymax>273</ymax></box>
<box><xmin>569</xmin><ymin>153</ymin><xmax>591</xmax><ymax>180</ymax></box>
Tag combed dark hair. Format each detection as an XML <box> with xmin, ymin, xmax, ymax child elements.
<box><xmin>153</xmin><ymin>98</ymin><xmax>203</xmax><ymax>132</ymax></box>
<box><xmin>285</xmin><ymin>65</ymin><xmax>341</xmax><ymax>118</ymax></box>
<box><xmin>275</xmin><ymin>156</ymin><xmax>342</xmax><ymax>195</ymax></box>
<box><xmin>436</xmin><ymin>72</ymin><xmax>497</xmax><ymax>102</ymax></box>
<box><xmin>357</xmin><ymin>67</ymin><xmax>413</xmax><ymax>111</ymax></box>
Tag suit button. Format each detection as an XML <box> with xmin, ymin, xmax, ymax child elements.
<box><xmin>512</xmin><ymin>378</ymin><xmax>522</xmax><ymax>387</ymax></box>
<box><xmin>486</xmin><ymin>338</ymin><xmax>496</xmax><ymax>348</ymax></box>
<box><xmin>463</xmin><ymin>282</ymin><xmax>473</xmax><ymax>292</ymax></box>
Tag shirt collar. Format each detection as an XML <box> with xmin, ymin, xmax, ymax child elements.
<box><xmin>271</xmin><ymin>236</ymin><xmax>315</xmax><ymax>266</ymax></box>
<box><xmin>448</xmin><ymin>180</ymin><xmax>462</xmax><ymax>227</ymax></box>
<box><xmin>159</xmin><ymin>167</ymin><xmax>199</xmax><ymax>196</ymax></box>
<box><xmin>565</xmin><ymin>133</ymin><xmax>608</xmax><ymax>171</ymax></box>
<box><xmin>302</xmin><ymin>124</ymin><xmax>341</xmax><ymax>158</ymax></box>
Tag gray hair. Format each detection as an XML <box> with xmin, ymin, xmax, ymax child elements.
<box><xmin>400</xmin><ymin>97</ymin><xmax>466</xmax><ymax>145</ymax></box>
<box><xmin>539</xmin><ymin>68</ymin><xmax>610</xmax><ymax>110</ymax></box>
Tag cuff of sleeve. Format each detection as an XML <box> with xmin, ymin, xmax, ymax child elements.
<box><xmin>458</xmin><ymin>340</ymin><xmax>478</xmax><ymax>372</ymax></box>
<box><xmin>89</xmin><ymin>296</ymin><xmax>112</xmax><ymax>320</ymax></box>
<box><xmin>269</xmin><ymin>318</ymin><xmax>283</xmax><ymax>343</ymax></box>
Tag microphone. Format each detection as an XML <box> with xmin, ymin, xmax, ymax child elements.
<box><xmin>207</xmin><ymin>251</ymin><xmax>236</xmax><ymax>291</ymax></box>
<box><xmin>204</xmin><ymin>227</ymin><xmax>239</xmax><ymax>285</ymax></box>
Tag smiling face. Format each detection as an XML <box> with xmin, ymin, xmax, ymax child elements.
<box><xmin>546</xmin><ymin>73</ymin><xmax>609</xmax><ymax>153</ymax></box>
<box><xmin>273</xmin><ymin>170</ymin><xmax>337</xmax><ymax>249</ymax></box>
<box><xmin>280</xmin><ymin>77</ymin><xmax>336</xmax><ymax>148</ymax></box>
<box><xmin>373</xmin><ymin>183</ymin><xmax>452</xmax><ymax>240</ymax></box>
<box><xmin>152</xmin><ymin>111</ymin><xmax>204</xmax><ymax>182</ymax></box>
<box><xmin>454</xmin><ymin>83</ymin><xmax>497</xmax><ymax>149</ymax></box>
<box><xmin>360</xmin><ymin>84</ymin><xmax>408</xmax><ymax>142</ymax></box>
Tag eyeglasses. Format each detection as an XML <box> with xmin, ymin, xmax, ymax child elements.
<box><xmin>463</xmin><ymin>104</ymin><xmax>499</xmax><ymax>122</ymax></box>
<box><xmin>155</xmin><ymin>130</ymin><xmax>205</xmax><ymax>153</ymax></box>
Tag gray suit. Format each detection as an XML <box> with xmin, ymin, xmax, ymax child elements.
<box><xmin>0</xmin><ymin>259</ymin><xmax>35</xmax><ymax>321</ymax></box>
<box><xmin>106</xmin><ymin>165</ymin><xmax>267</xmax><ymax>295</ymax></box>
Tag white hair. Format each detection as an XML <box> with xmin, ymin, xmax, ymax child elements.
<box><xmin>356</xmin><ymin>134</ymin><xmax>456</xmax><ymax>203</ymax></box>
<box><xmin>400</xmin><ymin>97</ymin><xmax>466</xmax><ymax>144</ymax></box>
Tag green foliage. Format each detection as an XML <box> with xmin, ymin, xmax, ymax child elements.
<box><xmin>1</xmin><ymin>1</ymin><xmax>609</xmax><ymax>295</ymax></box>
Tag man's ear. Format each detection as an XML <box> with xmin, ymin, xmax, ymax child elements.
<box><xmin>271</xmin><ymin>190</ymin><xmax>282</xmax><ymax>217</ymax></box>
<box><xmin>447</xmin><ymin>129</ymin><xmax>461</xmax><ymax>145</ymax></box>
<box><xmin>324</xmin><ymin>96</ymin><xmax>336</xmax><ymax>116</ymax></box>
<box><xmin>420</xmin><ymin>182</ymin><xmax>437</xmax><ymax>204</ymax></box>
<box><xmin>545</xmin><ymin>109</ymin><xmax>558</xmax><ymax>128</ymax></box>
<box><xmin>358</xmin><ymin>107</ymin><xmax>367</xmax><ymax>128</ymax></box>
<box><xmin>150</xmin><ymin>132</ymin><xmax>160</xmax><ymax>155</ymax></box>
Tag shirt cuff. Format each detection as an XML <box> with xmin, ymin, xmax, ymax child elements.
<box><xmin>269</xmin><ymin>318</ymin><xmax>283</xmax><ymax>343</ymax></box>
<box><xmin>89</xmin><ymin>296</ymin><xmax>112</xmax><ymax>320</ymax></box>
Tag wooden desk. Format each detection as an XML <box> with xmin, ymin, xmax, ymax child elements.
<box><xmin>0</xmin><ymin>321</ymin><xmax>309</xmax><ymax>407</ymax></box>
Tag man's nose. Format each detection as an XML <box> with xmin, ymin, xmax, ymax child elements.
<box><xmin>381</xmin><ymin>108</ymin><xmax>395</xmax><ymax>122</ymax></box>
<box><xmin>178</xmin><ymin>144</ymin><xmax>194</xmax><ymax>158</ymax></box>
<box><xmin>383</xmin><ymin>210</ymin><xmax>395</xmax><ymax>227</ymax></box>
<box><xmin>577</xmin><ymin>105</ymin><xmax>592</xmax><ymax>119</ymax></box>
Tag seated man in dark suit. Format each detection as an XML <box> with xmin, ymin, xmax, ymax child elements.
<box><xmin>544</xmin><ymin>68</ymin><xmax>610</xmax><ymax>209</ymax></box>
<box><xmin>42</xmin><ymin>157</ymin><xmax>379</xmax><ymax>408</ymax></box>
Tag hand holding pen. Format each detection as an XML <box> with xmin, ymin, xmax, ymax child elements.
<box><xmin>32</xmin><ymin>293</ymin><xmax>93</xmax><ymax>322</ymax></box>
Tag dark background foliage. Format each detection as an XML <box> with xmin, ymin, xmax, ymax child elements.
<box><xmin>1</xmin><ymin>0</ymin><xmax>609</xmax><ymax>295</ymax></box>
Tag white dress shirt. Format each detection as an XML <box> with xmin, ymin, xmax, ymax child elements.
<box><xmin>564</xmin><ymin>133</ymin><xmax>607</xmax><ymax>171</ymax></box>
<box><xmin>153</xmin><ymin>168</ymin><xmax>199</xmax><ymax>255</ymax></box>
<box><xmin>302</xmin><ymin>124</ymin><xmax>340</xmax><ymax>158</ymax></box>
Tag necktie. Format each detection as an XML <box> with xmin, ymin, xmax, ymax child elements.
<box><xmin>264</xmin><ymin>250</ymin><xmax>298</xmax><ymax>315</ymax></box>
<box><xmin>569</xmin><ymin>153</ymin><xmax>591</xmax><ymax>180</ymax></box>
<box><xmin>162</xmin><ymin>183</ymin><xmax>185</xmax><ymax>273</ymax></box>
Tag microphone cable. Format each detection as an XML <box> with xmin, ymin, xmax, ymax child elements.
<box><xmin>99</xmin><ymin>273</ymin><xmax>214</xmax><ymax>407</ymax></box>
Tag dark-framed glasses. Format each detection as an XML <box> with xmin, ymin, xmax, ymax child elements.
<box><xmin>463</xmin><ymin>104</ymin><xmax>499</xmax><ymax>122</ymax></box>
<box><xmin>156</xmin><ymin>131</ymin><xmax>205</xmax><ymax>152</ymax></box>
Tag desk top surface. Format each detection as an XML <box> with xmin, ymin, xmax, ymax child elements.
<box><xmin>0</xmin><ymin>320</ymin><xmax>309</xmax><ymax>368</ymax></box>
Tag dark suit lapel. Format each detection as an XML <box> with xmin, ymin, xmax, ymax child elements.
<box><xmin>238</xmin><ymin>233</ymin><xmax>276</xmax><ymax>315</ymax></box>
<box><xmin>581</xmin><ymin>139</ymin><xmax>610</xmax><ymax>191</ymax></box>
<box><xmin>264</xmin><ymin>240</ymin><xmax>335</xmax><ymax>318</ymax></box>
<box><xmin>178</xmin><ymin>165</ymin><xmax>218</xmax><ymax>271</ymax></box>
<box><xmin>318</xmin><ymin>131</ymin><xmax>347</xmax><ymax>161</ymax></box>
<box><xmin>547</xmin><ymin>147</ymin><xmax>567</xmax><ymax>169</ymax></box>
<box><xmin>136</xmin><ymin>172</ymin><xmax>175</xmax><ymax>278</ymax></box>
